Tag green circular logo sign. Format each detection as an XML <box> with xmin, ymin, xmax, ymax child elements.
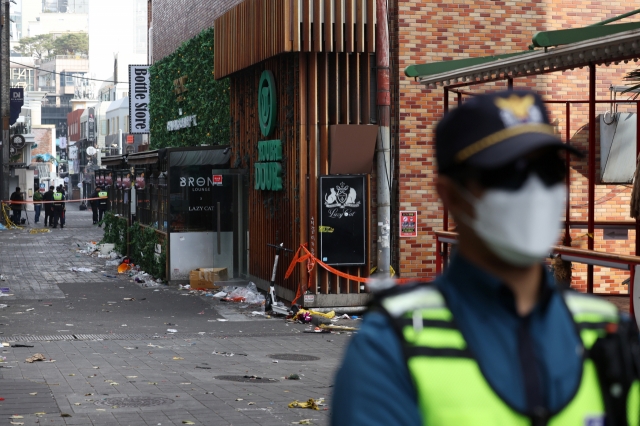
<box><xmin>258</xmin><ymin>70</ymin><xmax>277</xmax><ymax>137</ymax></box>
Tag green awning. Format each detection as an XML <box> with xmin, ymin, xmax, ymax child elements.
<box><xmin>406</xmin><ymin>18</ymin><xmax>640</xmax><ymax>80</ymax></box>
<box><xmin>405</xmin><ymin>51</ymin><xmax>533</xmax><ymax>78</ymax></box>
<box><xmin>532</xmin><ymin>22</ymin><xmax>640</xmax><ymax>48</ymax></box>
<box><xmin>405</xmin><ymin>27</ymin><xmax>640</xmax><ymax>87</ymax></box>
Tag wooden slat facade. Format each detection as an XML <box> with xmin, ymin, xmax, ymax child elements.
<box><xmin>215</xmin><ymin>0</ymin><xmax>376</xmax><ymax>79</ymax></box>
<box><xmin>224</xmin><ymin>0</ymin><xmax>376</xmax><ymax>300</ymax></box>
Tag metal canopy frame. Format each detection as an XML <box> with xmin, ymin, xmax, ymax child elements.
<box><xmin>411</xmin><ymin>28</ymin><xmax>640</xmax><ymax>317</ymax></box>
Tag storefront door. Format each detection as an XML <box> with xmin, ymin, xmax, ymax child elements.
<box><xmin>211</xmin><ymin>171</ymin><xmax>248</xmax><ymax>279</ymax></box>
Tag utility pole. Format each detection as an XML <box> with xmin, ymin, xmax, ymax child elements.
<box><xmin>376</xmin><ymin>0</ymin><xmax>391</xmax><ymax>277</ymax></box>
<box><xmin>0</xmin><ymin>0</ymin><xmax>9</xmax><ymax>205</ymax></box>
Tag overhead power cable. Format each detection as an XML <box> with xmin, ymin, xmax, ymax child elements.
<box><xmin>10</xmin><ymin>60</ymin><xmax>128</xmax><ymax>84</ymax></box>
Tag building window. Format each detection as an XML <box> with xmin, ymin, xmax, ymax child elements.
<box><xmin>125</xmin><ymin>115</ymin><xmax>129</xmax><ymax>133</ymax></box>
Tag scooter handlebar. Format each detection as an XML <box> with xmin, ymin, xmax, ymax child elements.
<box><xmin>266</xmin><ymin>243</ymin><xmax>294</xmax><ymax>252</ymax></box>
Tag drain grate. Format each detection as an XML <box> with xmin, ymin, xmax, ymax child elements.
<box><xmin>95</xmin><ymin>396</ymin><xmax>174</xmax><ymax>408</ymax></box>
<box><xmin>267</xmin><ymin>353</ymin><xmax>320</xmax><ymax>361</ymax></box>
<box><xmin>215</xmin><ymin>375</ymin><xmax>278</xmax><ymax>383</ymax></box>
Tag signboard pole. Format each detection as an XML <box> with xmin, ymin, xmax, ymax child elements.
<box><xmin>0</xmin><ymin>0</ymin><xmax>10</xmax><ymax>205</ymax></box>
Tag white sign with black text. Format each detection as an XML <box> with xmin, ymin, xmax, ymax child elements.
<box><xmin>129</xmin><ymin>65</ymin><xmax>150</xmax><ymax>134</ymax></box>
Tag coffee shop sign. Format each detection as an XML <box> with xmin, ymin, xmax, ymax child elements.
<box><xmin>167</xmin><ymin>115</ymin><xmax>197</xmax><ymax>132</ymax></box>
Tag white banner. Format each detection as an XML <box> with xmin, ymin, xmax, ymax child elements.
<box><xmin>129</xmin><ymin>65</ymin><xmax>150</xmax><ymax>134</ymax></box>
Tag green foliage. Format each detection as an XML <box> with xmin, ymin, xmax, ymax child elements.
<box><xmin>53</xmin><ymin>33</ymin><xmax>89</xmax><ymax>55</ymax></box>
<box><xmin>149</xmin><ymin>27</ymin><xmax>230</xmax><ymax>149</ymax></box>
<box><xmin>100</xmin><ymin>213</ymin><xmax>128</xmax><ymax>256</ymax></box>
<box><xmin>129</xmin><ymin>224</ymin><xmax>166</xmax><ymax>280</ymax></box>
<box><xmin>15</xmin><ymin>32</ymin><xmax>88</xmax><ymax>59</ymax></box>
<box><xmin>16</xmin><ymin>34</ymin><xmax>55</xmax><ymax>59</ymax></box>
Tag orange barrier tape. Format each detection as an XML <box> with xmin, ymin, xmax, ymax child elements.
<box><xmin>285</xmin><ymin>244</ymin><xmax>416</xmax><ymax>301</ymax></box>
<box><xmin>1</xmin><ymin>197</ymin><xmax>103</xmax><ymax>205</ymax></box>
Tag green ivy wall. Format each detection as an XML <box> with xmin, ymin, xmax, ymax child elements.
<box><xmin>149</xmin><ymin>28</ymin><xmax>230</xmax><ymax>149</ymax></box>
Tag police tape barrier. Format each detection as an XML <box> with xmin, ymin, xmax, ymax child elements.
<box><xmin>29</xmin><ymin>228</ymin><xmax>51</xmax><ymax>234</ymax></box>
<box><xmin>285</xmin><ymin>244</ymin><xmax>415</xmax><ymax>304</ymax></box>
<box><xmin>1</xmin><ymin>203</ymin><xmax>22</xmax><ymax>229</ymax></box>
<box><xmin>1</xmin><ymin>197</ymin><xmax>103</xmax><ymax>205</ymax></box>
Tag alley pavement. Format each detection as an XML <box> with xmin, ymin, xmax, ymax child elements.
<box><xmin>0</xmin><ymin>209</ymin><xmax>349</xmax><ymax>426</ymax></box>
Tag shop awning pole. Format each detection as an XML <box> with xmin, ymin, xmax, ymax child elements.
<box><xmin>633</xmin><ymin>100</ymin><xmax>640</xmax><ymax>319</ymax></box>
<box><xmin>587</xmin><ymin>63</ymin><xmax>596</xmax><ymax>294</ymax></box>
<box><xmin>375</xmin><ymin>0</ymin><xmax>391</xmax><ymax>277</ymax></box>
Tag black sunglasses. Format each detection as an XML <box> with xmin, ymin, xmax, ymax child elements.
<box><xmin>472</xmin><ymin>153</ymin><xmax>567</xmax><ymax>190</ymax></box>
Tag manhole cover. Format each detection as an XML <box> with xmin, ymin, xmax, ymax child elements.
<box><xmin>267</xmin><ymin>353</ymin><xmax>320</xmax><ymax>361</ymax></box>
<box><xmin>94</xmin><ymin>396</ymin><xmax>174</xmax><ymax>408</ymax></box>
<box><xmin>215</xmin><ymin>375</ymin><xmax>278</xmax><ymax>383</ymax></box>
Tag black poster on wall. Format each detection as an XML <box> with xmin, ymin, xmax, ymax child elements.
<box><xmin>319</xmin><ymin>175</ymin><xmax>366</xmax><ymax>266</ymax></box>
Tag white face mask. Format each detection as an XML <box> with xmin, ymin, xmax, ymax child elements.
<box><xmin>456</xmin><ymin>175</ymin><xmax>566</xmax><ymax>267</ymax></box>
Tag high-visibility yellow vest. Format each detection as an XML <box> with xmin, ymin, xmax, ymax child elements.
<box><xmin>379</xmin><ymin>286</ymin><xmax>640</xmax><ymax>425</ymax></box>
<box><xmin>52</xmin><ymin>192</ymin><xmax>63</xmax><ymax>206</ymax></box>
<box><xmin>98</xmin><ymin>191</ymin><xmax>107</xmax><ymax>198</ymax></box>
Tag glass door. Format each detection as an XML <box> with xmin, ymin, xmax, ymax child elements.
<box><xmin>211</xmin><ymin>171</ymin><xmax>248</xmax><ymax>279</ymax></box>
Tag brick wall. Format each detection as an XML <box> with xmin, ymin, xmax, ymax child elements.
<box><xmin>150</xmin><ymin>0</ymin><xmax>243</xmax><ymax>62</ymax></box>
<box><xmin>397</xmin><ymin>1</ymin><xmax>639</xmax><ymax>293</ymax></box>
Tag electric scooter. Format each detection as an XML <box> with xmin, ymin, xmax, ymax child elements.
<box><xmin>265</xmin><ymin>243</ymin><xmax>293</xmax><ymax>315</ymax></box>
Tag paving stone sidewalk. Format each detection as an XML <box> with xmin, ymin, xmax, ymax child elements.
<box><xmin>0</xmin><ymin>210</ymin><xmax>350</xmax><ymax>426</ymax></box>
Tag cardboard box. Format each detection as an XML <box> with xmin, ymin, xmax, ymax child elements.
<box><xmin>189</xmin><ymin>268</ymin><xmax>228</xmax><ymax>289</ymax></box>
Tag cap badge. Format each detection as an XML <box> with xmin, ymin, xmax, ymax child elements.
<box><xmin>495</xmin><ymin>94</ymin><xmax>543</xmax><ymax>127</ymax></box>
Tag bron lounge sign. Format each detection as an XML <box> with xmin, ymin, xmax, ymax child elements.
<box><xmin>128</xmin><ymin>65</ymin><xmax>150</xmax><ymax>134</ymax></box>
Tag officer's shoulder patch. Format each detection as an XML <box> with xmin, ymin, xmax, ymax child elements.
<box><xmin>562</xmin><ymin>289</ymin><xmax>618</xmax><ymax>321</ymax></box>
<box><xmin>380</xmin><ymin>284</ymin><xmax>444</xmax><ymax>318</ymax></box>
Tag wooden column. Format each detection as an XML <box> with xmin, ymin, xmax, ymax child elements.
<box><xmin>308</xmin><ymin>53</ymin><xmax>319</xmax><ymax>293</ymax></box>
<box><xmin>299</xmin><ymin>54</ymin><xmax>309</xmax><ymax>292</ymax></box>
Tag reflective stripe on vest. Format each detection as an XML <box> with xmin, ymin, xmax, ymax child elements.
<box><xmin>381</xmin><ymin>287</ymin><xmax>640</xmax><ymax>426</ymax></box>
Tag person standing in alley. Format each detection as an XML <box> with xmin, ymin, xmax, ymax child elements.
<box><xmin>32</xmin><ymin>188</ymin><xmax>43</xmax><ymax>224</ymax></box>
<box><xmin>97</xmin><ymin>186</ymin><xmax>109</xmax><ymax>226</ymax></box>
<box><xmin>52</xmin><ymin>186</ymin><xmax>64</xmax><ymax>229</ymax></box>
<box><xmin>331</xmin><ymin>90</ymin><xmax>640</xmax><ymax>426</ymax></box>
<box><xmin>43</xmin><ymin>185</ymin><xmax>54</xmax><ymax>226</ymax></box>
<box><xmin>59</xmin><ymin>185</ymin><xmax>67</xmax><ymax>228</ymax></box>
<box><xmin>9</xmin><ymin>187</ymin><xmax>23</xmax><ymax>224</ymax></box>
<box><xmin>90</xmin><ymin>186</ymin><xmax>99</xmax><ymax>224</ymax></box>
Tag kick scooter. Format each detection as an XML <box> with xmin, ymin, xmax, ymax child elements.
<box><xmin>266</xmin><ymin>243</ymin><xmax>293</xmax><ymax>315</ymax></box>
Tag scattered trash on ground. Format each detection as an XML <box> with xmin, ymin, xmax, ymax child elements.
<box><xmin>69</xmin><ymin>267</ymin><xmax>93</xmax><ymax>273</ymax></box>
<box><xmin>11</xmin><ymin>344</ymin><xmax>34</xmax><ymax>348</ymax></box>
<box><xmin>220</xmin><ymin>283</ymin><xmax>266</xmax><ymax>305</ymax></box>
<box><xmin>291</xmin><ymin>419</ymin><xmax>313</xmax><ymax>425</ymax></box>
<box><xmin>25</xmin><ymin>353</ymin><xmax>46</xmax><ymax>363</ymax></box>
<box><xmin>287</xmin><ymin>374</ymin><xmax>300</xmax><ymax>380</ymax></box>
<box><xmin>167</xmin><ymin>329</ymin><xmax>178</xmax><ymax>333</ymax></box>
<box><xmin>288</xmin><ymin>398</ymin><xmax>325</xmax><ymax>410</ymax></box>
<box><xmin>212</xmin><ymin>351</ymin><xmax>247</xmax><ymax>357</ymax></box>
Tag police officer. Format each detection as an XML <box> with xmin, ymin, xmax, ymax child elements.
<box><xmin>331</xmin><ymin>90</ymin><xmax>640</xmax><ymax>426</ymax></box>
<box><xmin>43</xmin><ymin>185</ymin><xmax>54</xmax><ymax>227</ymax></box>
<box><xmin>97</xmin><ymin>186</ymin><xmax>109</xmax><ymax>226</ymax></box>
<box><xmin>51</xmin><ymin>186</ymin><xmax>64</xmax><ymax>229</ymax></box>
